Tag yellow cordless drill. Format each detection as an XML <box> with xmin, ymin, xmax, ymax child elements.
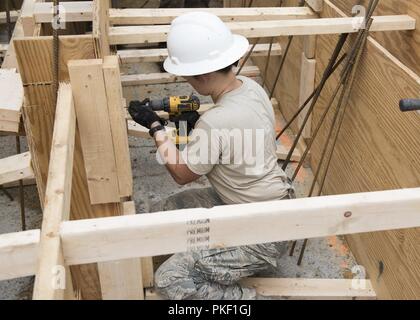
<box><xmin>140</xmin><ymin>95</ymin><xmax>201</xmax><ymax>145</ymax></box>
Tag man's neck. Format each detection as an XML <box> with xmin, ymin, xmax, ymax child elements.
<box><xmin>211</xmin><ymin>74</ymin><xmax>243</xmax><ymax>103</ymax></box>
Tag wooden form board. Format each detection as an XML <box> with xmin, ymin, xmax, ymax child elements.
<box><xmin>0</xmin><ymin>230</ymin><xmax>39</xmax><ymax>281</ymax></box>
<box><xmin>2</xmin><ymin>4</ymin><xmax>24</xmax><ymax>70</ymax></box>
<box><xmin>60</xmin><ymin>187</ymin><xmax>420</xmax><ymax>265</ymax></box>
<box><xmin>109</xmin><ymin>7</ymin><xmax>315</xmax><ymax>25</ymax></box>
<box><xmin>21</xmin><ymin>0</ymin><xmax>44</xmax><ymax>37</ymax></box>
<box><xmin>118</xmin><ymin>43</ymin><xmax>282</xmax><ymax>64</ymax></box>
<box><xmin>102</xmin><ymin>56</ymin><xmax>133</xmax><ymax>198</ymax></box>
<box><xmin>93</xmin><ymin>0</ymin><xmax>111</xmax><ymax>58</ymax></box>
<box><xmin>306</xmin><ymin>0</ymin><xmax>324</xmax><ymax>13</ymax></box>
<box><xmin>97</xmin><ymin>200</ymin><xmax>144</xmax><ymax>300</ymax></box>
<box><xmin>298</xmin><ymin>53</ymin><xmax>316</xmax><ymax>138</ymax></box>
<box><xmin>14</xmin><ymin>35</ymin><xmax>121</xmax><ymax>300</ymax></box>
<box><xmin>121</xmin><ymin>65</ymin><xmax>260</xmax><ymax>86</ymax></box>
<box><xmin>33</xmin><ymin>1</ymin><xmax>93</xmax><ymax>23</ymax></box>
<box><xmin>330</xmin><ymin>0</ymin><xmax>420</xmax><ymax>75</ymax></box>
<box><xmin>108</xmin><ymin>15</ymin><xmax>416</xmax><ymax>45</ymax></box>
<box><xmin>146</xmin><ymin>278</ymin><xmax>376</xmax><ymax>300</ymax></box>
<box><xmin>0</xmin><ymin>69</ymin><xmax>23</xmax><ymax>132</ymax></box>
<box><xmin>240</xmin><ymin>278</ymin><xmax>376</xmax><ymax>299</ymax></box>
<box><xmin>68</xmin><ymin>59</ymin><xmax>120</xmax><ymax>205</ymax></box>
<box><xmin>31</xmin><ymin>4</ymin><xmax>314</xmax><ymax>24</ymax></box>
<box><xmin>32</xmin><ymin>83</ymin><xmax>76</xmax><ymax>300</ymax></box>
<box><xmin>0</xmin><ymin>152</ymin><xmax>34</xmax><ymax>185</ymax></box>
<box><xmin>307</xmin><ymin>1</ymin><xmax>420</xmax><ymax>300</ymax></box>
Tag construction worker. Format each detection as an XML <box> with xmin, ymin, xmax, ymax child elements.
<box><xmin>129</xmin><ymin>12</ymin><xmax>294</xmax><ymax>300</ymax></box>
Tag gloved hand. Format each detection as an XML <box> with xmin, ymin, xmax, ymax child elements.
<box><xmin>177</xmin><ymin>111</ymin><xmax>200</xmax><ymax>130</ymax></box>
<box><xmin>128</xmin><ymin>99</ymin><xmax>164</xmax><ymax>129</ymax></box>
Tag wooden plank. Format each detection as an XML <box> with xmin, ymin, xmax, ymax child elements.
<box><xmin>329</xmin><ymin>0</ymin><xmax>420</xmax><ymax>75</ymax></box>
<box><xmin>68</xmin><ymin>59</ymin><xmax>120</xmax><ymax>205</ymax></box>
<box><xmin>109</xmin><ymin>15</ymin><xmax>416</xmax><ymax>45</ymax></box>
<box><xmin>298</xmin><ymin>53</ymin><xmax>316</xmax><ymax>139</ymax></box>
<box><xmin>0</xmin><ymin>10</ymin><xmax>19</xmax><ymax>24</ymax></box>
<box><xmin>0</xmin><ymin>152</ymin><xmax>33</xmax><ymax>185</ymax></box>
<box><xmin>1</xmin><ymin>8</ymin><xmax>24</xmax><ymax>70</ymax></box>
<box><xmin>306</xmin><ymin>0</ymin><xmax>324</xmax><ymax>12</ymax></box>
<box><xmin>33</xmin><ymin>83</ymin><xmax>76</xmax><ymax>300</ymax></box>
<box><xmin>14</xmin><ymin>35</ymin><xmax>96</xmax><ymax>84</ymax></box>
<box><xmin>121</xmin><ymin>66</ymin><xmax>261</xmax><ymax>86</ymax></box>
<box><xmin>118</xmin><ymin>43</ymin><xmax>282</xmax><ymax>64</ymax></box>
<box><xmin>60</xmin><ymin>187</ymin><xmax>420</xmax><ymax>265</ymax></box>
<box><xmin>34</xmin><ymin>1</ymin><xmax>93</xmax><ymax>23</ymax></box>
<box><xmin>240</xmin><ymin>278</ymin><xmax>376</xmax><ymax>299</ymax></box>
<box><xmin>97</xmin><ymin>200</ymin><xmax>144</xmax><ymax>300</ymax></box>
<box><xmin>93</xmin><ymin>0</ymin><xmax>111</xmax><ymax>58</ymax></box>
<box><xmin>303</xmin><ymin>35</ymin><xmax>317</xmax><ymax>59</ymax></box>
<box><xmin>110</xmin><ymin>7</ymin><xmax>315</xmax><ymax>25</ymax></box>
<box><xmin>102</xmin><ymin>56</ymin><xmax>132</xmax><ymax>198</ymax></box>
<box><xmin>0</xmin><ymin>119</ymin><xmax>20</xmax><ymax>133</ymax></box>
<box><xmin>21</xmin><ymin>0</ymin><xmax>44</xmax><ymax>37</ymax></box>
<box><xmin>310</xmin><ymin>1</ymin><xmax>420</xmax><ymax>299</ymax></box>
<box><xmin>0</xmin><ymin>69</ymin><xmax>23</xmax><ymax>124</ymax></box>
<box><xmin>14</xmin><ymin>35</ymin><xmax>116</xmax><ymax>300</ymax></box>
<box><xmin>0</xmin><ymin>230</ymin><xmax>39</xmax><ymax>281</ymax></box>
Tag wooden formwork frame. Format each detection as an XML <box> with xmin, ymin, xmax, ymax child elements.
<box><xmin>1</xmin><ymin>0</ymin><xmax>418</xmax><ymax>300</ymax></box>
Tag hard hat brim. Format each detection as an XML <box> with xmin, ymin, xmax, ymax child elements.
<box><xmin>163</xmin><ymin>35</ymin><xmax>250</xmax><ymax>77</ymax></box>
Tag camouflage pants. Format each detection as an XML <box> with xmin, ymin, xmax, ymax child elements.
<box><xmin>153</xmin><ymin>187</ymin><xmax>295</xmax><ymax>300</ymax></box>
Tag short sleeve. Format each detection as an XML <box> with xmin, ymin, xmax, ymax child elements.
<box><xmin>181</xmin><ymin>119</ymin><xmax>221</xmax><ymax>176</ymax></box>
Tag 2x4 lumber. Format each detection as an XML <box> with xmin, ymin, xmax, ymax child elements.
<box><xmin>306</xmin><ymin>0</ymin><xmax>324</xmax><ymax>13</ymax></box>
<box><xmin>21</xmin><ymin>0</ymin><xmax>44</xmax><ymax>37</ymax></box>
<box><xmin>60</xmin><ymin>187</ymin><xmax>420</xmax><ymax>265</ymax></box>
<box><xmin>121</xmin><ymin>201</ymin><xmax>154</xmax><ymax>289</ymax></box>
<box><xmin>93</xmin><ymin>0</ymin><xmax>111</xmax><ymax>58</ymax></box>
<box><xmin>1</xmin><ymin>9</ymin><xmax>24</xmax><ymax>70</ymax></box>
<box><xmin>0</xmin><ymin>152</ymin><xmax>33</xmax><ymax>185</ymax></box>
<box><xmin>240</xmin><ymin>278</ymin><xmax>376</xmax><ymax>300</ymax></box>
<box><xmin>102</xmin><ymin>56</ymin><xmax>133</xmax><ymax>198</ymax></box>
<box><xmin>118</xmin><ymin>43</ymin><xmax>282</xmax><ymax>64</ymax></box>
<box><xmin>34</xmin><ymin>1</ymin><xmax>93</xmax><ymax>23</ymax></box>
<box><xmin>110</xmin><ymin>7</ymin><xmax>315</xmax><ymax>25</ymax></box>
<box><xmin>108</xmin><ymin>15</ymin><xmax>416</xmax><ymax>45</ymax></box>
<box><xmin>303</xmin><ymin>35</ymin><xmax>317</xmax><ymax>59</ymax></box>
<box><xmin>0</xmin><ymin>230</ymin><xmax>39</xmax><ymax>281</ymax></box>
<box><xmin>14</xmin><ymin>34</ymin><xmax>107</xmax><ymax>300</ymax></box>
<box><xmin>68</xmin><ymin>59</ymin><xmax>120</xmax><ymax>205</ymax></box>
<box><xmin>33</xmin><ymin>83</ymin><xmax>76</xmax><ymax>300</ymax></box>
<box><xmin>298</xmin><ymin>53</ymin><xmax>316</xmax><ymax>139</ymax></box>
<box><xmin>32</xmin><ymin>4</ymin><xmax>314</xmax><ymax>24</ymax></box>
<box><xmin>0</xmin><ymin>10</ymin><xmax>20</xmax><ymax>24</ymax></box>
<box><xmin>0</xmin><ymin>69</ymin><xmax>23</xmax><ymax>126</ymax></box>
<box><xmin>121</xmin><ymin>65</ymin><xmax>261</xmax><ymax>87</ymax></box>
<box><xmin>98</xmin><ymin>200</ymin><xmax>144</xmax><ymax>300</ymax></box>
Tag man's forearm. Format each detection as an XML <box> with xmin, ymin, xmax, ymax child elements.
<box><xmin>151</xmin><ymin>122</ymin><xmax>199</xmax><ymax>184</ymax></box>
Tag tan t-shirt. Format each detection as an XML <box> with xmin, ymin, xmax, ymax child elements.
<box><xmin>181</xmin><ymin>76</ymin><xmax>291</xmax><ymax>205</ymax></box>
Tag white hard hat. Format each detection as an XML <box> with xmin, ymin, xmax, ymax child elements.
<box><xmin>163</xmin><ymin>12</ymin><xmax>249</xmax><ymax>76</ymax></box>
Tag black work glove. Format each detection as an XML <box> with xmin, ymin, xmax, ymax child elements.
<box><xmin>173</xmin><ymin>111</ymin><xmax>201</xmax><ymax>136</ymax></box>
<box><xmin>128</xmin><ymin>99</ymin><xmax>164</xmax><ymax>129</ymax></box>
